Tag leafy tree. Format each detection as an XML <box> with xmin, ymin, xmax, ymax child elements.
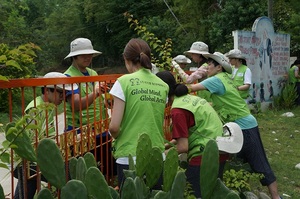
<box><xmin>0</xmin><ymin>43</ymin><xmax>40</xmax><ymax>112</ymax></box>
<box><xmin>205</xmin><ymin>0</ymin><xmax>267</xmax><ymax>53</ymax></box>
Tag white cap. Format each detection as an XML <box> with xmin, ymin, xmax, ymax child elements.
<box><xmin>226</xmin><ymin>49</ymin><xmax>246</xmax><ymax>60</ymax></box>
<box><xmin>172</xmin><ymin>55</ymin><xmax>191</xmax><ymax>64</ymax></box>
<box><xmin>43</xmin><ymin>72</ymin><xmax>78</xmax><ymax>91</ymax></box>
<box><xmin>64</xmin><ymin>38</ymin><xmax>102</xmax><ymax>59</ymax></box>
<box><xmin>185</xmin><ymin>41</ymin><xmax>209</xmax><ymax>55</ymax></box>
<box><xmin>216</xmin><ymin>122</ymin><xmax>244</xmax><ymax>154</ymax></box>
<box><xmin>203</xmin><ymin>52</ymin><xmax>232</xmax><ymax>74</ymax></box>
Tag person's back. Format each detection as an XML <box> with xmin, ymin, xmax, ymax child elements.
<box><xmin>187</xmin><ymin>52</ymin><xmax>282</xmax><ymax>199</ymax></box>
<box><xmin>112</xmin><ymin>69</ymin><xmax>168</xmax><ymax>158</ymax></box>
<box><xmin>109</xmin><ymin>38</ymin><xmax>169</xmax><ymax>189</ymax></box>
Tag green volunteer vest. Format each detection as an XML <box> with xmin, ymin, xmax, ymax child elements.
<box><xmin>172</xmin><ymin>95</ymin><xmax>223</xmax><ymax>161</ymax></box>
<box><xmin>25</xmin><ymin>96</ymin><xmax>55</xmax><ymax>136</ymax></box>
<box><xmin>112</xmin><ymin>68</ymin><xmax>168</xmax><ymax>159</ymax></box>
<box><xmin>212</xmin><ymin>73</ymin><xmax>250</xmax><ymax>123</ymax></box>
<box><xmin>232</xmin><ymin>64</ymin><xmax>249</xmax><ymax>99</ymax></box>
<box><xmin>288</xmin><ymin>65</ymin><xmax>299</xmax><ymax>83</ymax></box>
<box><xmin>64</xmin><ymin>65</ymin><xmax>106</xmax><ymax>127</ymax></box>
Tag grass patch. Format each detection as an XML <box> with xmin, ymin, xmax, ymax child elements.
<box><xmin>255</xmin><ymin>106</ymin><xmax>300</xmax><ymax>197</ymax></box>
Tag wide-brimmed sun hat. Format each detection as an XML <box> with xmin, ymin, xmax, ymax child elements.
<box><xmin>43</xmin><ymin>72</ymin><xmax>78</xmax><ymax>91</ymax></box>
<box><xmin>203</xmin><ymin>52</ymin><xmax>232</xmax><ymax>74</ymax></box>
<box><xmin>64</xmin><ymin>38</ymin><xmax>102</xmax><ymax>59</ymax></box>
<box><xmin>226</xmin><ymin>49</ymin><xmax>246</xmax><ymax>60</ymax></box>
<box><xmin>216</xmin><ymin>122</ymin><xmax>244</xmax><ymax>154</ymax></box>
<box><xmin>184</xmin><ymin>41</ymin><xmax>209</xmax><ymax>56</ymax></box>
<box><xmin>172</xmin><ymin>55</ymin><xmax>192</xmax><ymax>64</ymax></box>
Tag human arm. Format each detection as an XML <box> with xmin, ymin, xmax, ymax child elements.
<box><xmin>176</xmin><ymin>138</ymin><xmax>188</xmax><ymax>154</ymax></box>
<box><xmin>109</xmin><ymin>96</ymin><xmax>125</xmax><ymax>139</ymax></box>
<box><xmin>188</xmin><ymin>83</ymin><xmax>207</xmax><ymax>93</ymax></box>
<box><xmin>167</xmin><ymin>108</ymin><xmax>194</xmax><ymax>154</ymax></box>
<box><xmin>66</xmin><ymin>86</ymin><xmax>101</xmax><ymax>111</ymax></box>
<box><xmin>237</xmin><ymin>68</ymin><xmax>252</xmax><ymax>91</ymax></box>
<box><xmin>172</xmin><ymin>61</ymin><xmax>207</xmax><ymax>84</ymax></box>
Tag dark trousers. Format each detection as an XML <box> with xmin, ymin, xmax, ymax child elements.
<box><xmin>13</xmin><ymin>165</ymin><xmax>47</xmax><ymax>199</ymax></box>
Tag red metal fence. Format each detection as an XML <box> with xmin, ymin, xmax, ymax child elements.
<box><xmin>0</xmin><ymin>74</ymin><xmax>173</xmax><ymax>198</ymax></box>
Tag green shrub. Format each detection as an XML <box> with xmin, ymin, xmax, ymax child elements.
<box><xmin>273</xmin><ymin>82</ymin><xmax>298</xmax><ymax>110</ymax></box>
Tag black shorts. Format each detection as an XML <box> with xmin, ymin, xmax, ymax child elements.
<box><xmin>237</xmin><ymin>126</ymin><xmax>276</xmax><ymax>186</ymax></box>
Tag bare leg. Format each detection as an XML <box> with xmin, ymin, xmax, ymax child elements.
<box><xmin>267</xmin><ymin>181</ymin><xmax>281</xmax><ymax>199</ymax></box>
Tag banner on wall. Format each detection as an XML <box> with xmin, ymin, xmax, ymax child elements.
<box><xmin>232</xmin><ymin>16</ymin><xmax>290</xmax><ymax>103</ymax></box>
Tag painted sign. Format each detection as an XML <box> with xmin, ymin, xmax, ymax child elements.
<box><xmin>232</xmin><ymin>16</ymin><xmax>290</xmax><ymax>103</ymax></box>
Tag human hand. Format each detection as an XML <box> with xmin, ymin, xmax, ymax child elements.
<box><xmin>94</xmin><ymin>82</ymin><xmax>101</xmax><ymax>97</ymax></box>
<box><xmin>197</xmin><ymin>68</ymin><xmax>208</xmax><ymax>78</ymax></box>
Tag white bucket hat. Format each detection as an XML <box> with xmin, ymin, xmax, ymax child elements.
<box><xmin>226</xmin><ymin>49</ymin><xmax>246</xmax><ymax>60</ymax></box>
<box><xmin>203</xmin><ymin>52</ymin><xmax>232</xmax><ymax>74</ymax></box>
<box><xmin>216</xmin><ymin>122</ymin><xmax>244</xmax><ymax>154</ymax></box>
<box><xmin>172</xmin><ymin>55</ymin><xmax>191</xmax><ymax>64</ymax></box>
<box><xmin>184</xmin><ymin>41</ymin><xmax>209</xmax><ymax>55</ymax></box>
<box><xmin>43</xmin><ymin>72</ymin><xmax>78</xmax><ymax>91</ymax></box>
<box><xmin>64</xmin><ymin>38</ymin><xmax>102</xmax><ymax>59</ymax></box>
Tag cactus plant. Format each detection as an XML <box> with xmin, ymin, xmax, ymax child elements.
<box><xmin>37</xmin><ymin>138</ymin><xmax>66</xmax><ymax>189</ymax></box>
<box><xmin>84</xmin><ymin>167</ymin><xmax>112</xmax><ymax>199</ymax></box>
<box><xmin>61</xmin><ymin>180</ymin><xmax>88</xmax><ymax>199</ymax></box>
<box><xmin>37</xmin><ymin>188</ymin><xmax>54</xmax><ymax>199</ymax></box>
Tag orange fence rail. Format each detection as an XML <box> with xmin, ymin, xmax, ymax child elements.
<box><xmin>0</xmin><ymin>74</ymin><xmax>173</xmax><ymax>198</ymax></box>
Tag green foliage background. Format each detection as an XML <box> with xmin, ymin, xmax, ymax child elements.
<box><xmin>0</xmin><ymin>0</ymin><xmax>300</xmax><ymax>75</ymax></box>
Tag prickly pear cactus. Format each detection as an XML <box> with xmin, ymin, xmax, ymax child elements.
<box><xmin>200</xmin><ymin>139</ymin><xmax>219</xmax><ymax>199</ymax></box>
<box><xmin>37</xmin><ymin>138</ymin><xmax>66</xmax><ymax>189</ymax></box>
<box><xmin>169</xmin><ymin>170</ymin><xmax>186</xmax><ymax>199</ymax></box>
<box><xmin>145</xmin><ymin>147</ymin><xmax>163</xmax><ymax>188</ymax></box>
<box><xmin>121</xmin><ymin>177</ymin><xmax>138</xmax><ymax>199</ymax></box>
<box><xmin>136</xmin><ymin>133</ymin><xmax>152</xmax><ymax>177</ymax></box>
<box><xmin>76</xmin><ymin>157</ymin><xmax>87</xmax><ymax>181</ymax></box>
<box><xmin>134</xmin><ymin>176</ymin><xmax>149</xmax><ymax>199</ymax></box>
<box><xmin>163</xmin><ymin>148</ymin><xmax>178</xmax><ymax>192</ymax></box>
<box><xmin>109</xmin><ymin>186</ymin><xmax>120</xmax><ymax>199</ymax></box>
<box><xmin>210</xmin><ymin>179</ymin><xmax>240</xmax><ymax>199</ymax></box>
<box><xmin>61</xmin><ymin>180</ymin><xmax>88</xmax><ymax>199</ymax></box>
<box><xmin>84</xmin><ymin>167</ymin><xmax>112</xmax><ymax>199</ymax></box>
<box><xmin>83</xmin><ymin>152</ymin><xmax>97</xmax><ymax>169</ymax></box>
<box><xmin>37</xmin><ymin>188</ymin><xmax>54</xmax><ymax>199</ymax></box>
<box><xmin>69</xmin><ymin>157</ymin><xmax>78</xmax><ymax>180</ymax></box>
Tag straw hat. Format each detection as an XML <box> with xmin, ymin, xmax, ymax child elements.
<box><xmin>203</xmin><ymin>52</ymin><xmax>232</xmax><ymax>74</ymax></box>
<box><xmin>216</xmin><ymin>122</ymin><xmax>244</xmax><ymax>154</ymax></box>
<box><xmin>64</xmin><ymin>38</ymin><xmax>102</xmax><ymax>59</ymax></box>
<box><xmin>43</xmin><ymin>72</ymin><xmax>78</xmax><ymax>91</ymax></box>
<box><xmin>184</xmin><ymin>42</ymin><xmax>209</xmax><ymax>55</ymax></box>
<box><xmin>172</xmin><ymin>55</ymin><xmax>191</xmax><ymax>64</ymax></box>
<box><xmin>226</xmin><ymin>49</ymin><xmax>246</xmax><ymax>60</ymax></box>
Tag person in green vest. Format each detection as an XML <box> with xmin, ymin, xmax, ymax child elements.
<box><xmin>186</xmin><ymin>52</ymin><xmax>281</xmax><ymax>199</ymax></box>
<box><xmin>226</xmin><ymin>49</ymin><xmax>252</xmax><ymax>102</ymax></box>
<box><xmin>14</xmin><ymin>72</ymin><xmax>77</xmax><ymax>199</ymax></box>
<box><xmin>109</xmin><ymin>38</ymin><xmax>169</xmax><ymax>189</ymax></box>
<box><xmin>288</xmin><ymin>59</ymin><xmax>300</xmax><ymax>105</ymax></box>
<box><xmin>64</xmin><ymin>37</ymin><xmax>114</xmax><ymax>175</ymax></box>
<box><xmin>64</xmin><ymin>38</ymin><xmax>106</xmax><ymax>130</ymax></box>
<box><xmin>172</xmin><ymin>41</ymin><xmax>211</xmax><ymax>102</ymax></box>
<box><xmin>156</xmin><ymin>71</ymin><xmax>243</xmax><ymax>198</ymax></box>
